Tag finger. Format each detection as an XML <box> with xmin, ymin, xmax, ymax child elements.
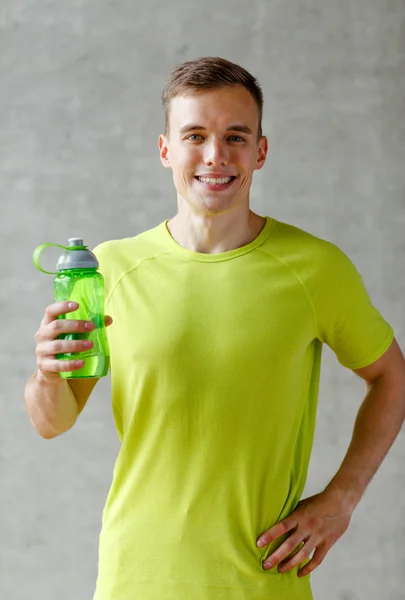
<box><xmin>105</xmin><ymin>315</ymin><xmax>113</xmax><ymax>327</ymax></box>
<box><xmin>257</xmin><ymin>517</ymin><xmax>298</xmax><ymax>547</ymax></box>
<box><xmin>38</xmin><ymin>358</ymin><xmax>86</xmax><ymax>373</ymax></box>
<box><xmin>42</xmin><ymin>302</ymin><xmax>79</xmax><ymax>326</ymax></box>
<box><xmin>47</xmin><ymin>318</ymin><xmax>95</xmax><ymax>339</ymax></box>
<box><xmin>278</xmin><ymin>540</ymin><xmax>316</xmax><ymax>573</ymax></box>
<box><xmin>262</xmin><ymin>532</ymin><xmax>303</xmax><ymax>570</ymax></box>
<box><xmin>38</xmin><ymin>338</ymin><xmax>94</xmax><ymax>357</ymax></box>
<box><xmin>297</xmin><ymin>546</ymin><xmax>328</xmax><ymax>577</ymax></box>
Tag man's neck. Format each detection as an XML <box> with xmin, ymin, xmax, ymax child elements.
<box><xmin>166</xmin><ymin>209</ymin><xmax>266</xmax><ymax>255</ymax></box>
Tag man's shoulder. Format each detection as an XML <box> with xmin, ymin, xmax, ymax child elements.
<box><xmin>93</xmin><ymin>220</ymin><xmax>171</xmax><ymax>268</ymax></box>
<box><xmin>268</xmin><ymin>218</ymin><xmax>340</xmax><ymax>258</ymax></box>
<box><xmin>92</xmin><ymin>221</ymin><xmax>175</xmax><ymax>300</ymax></box>
<box><xmin>265</xmin><ymin>218</ymin><xmax>356</xmax><ymax>283</ymax></box>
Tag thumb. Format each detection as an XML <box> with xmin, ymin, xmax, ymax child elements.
<box><xmin>104</xmin><ymin>315</ymin><xmax>113</xmax><ymax>327</ymax></box>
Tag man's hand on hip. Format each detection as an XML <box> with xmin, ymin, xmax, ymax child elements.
<box><xmin>256</xmin><ymin>492</ymin><xmax>352</xmax><ymax>577</ymax></box>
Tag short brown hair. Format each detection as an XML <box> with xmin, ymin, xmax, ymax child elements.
<box><xmin>161</xmin><ymin>56</ymin><xmax>263</xmax><ymax>138</ymax></box>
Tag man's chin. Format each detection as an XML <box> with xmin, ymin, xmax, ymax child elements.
<box><xmin>190</xmin><ymin>193</ymin><xmax>238</xmax><ymax>215</ymax></box>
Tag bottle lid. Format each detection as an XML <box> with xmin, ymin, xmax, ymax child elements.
<box><xmin>57</xmin><ymin>238</ymin><xmax>99</xmax><ymax>271</ymax></box>
<box><xmin>33</xmin><ymin>238</ymin><xmax>99</xmax><ymax>274</ymax></box>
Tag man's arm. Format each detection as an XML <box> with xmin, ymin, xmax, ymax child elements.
<box><xmin>257</xmin><ymin>337</ymin><xmax>405</xmax><ymax>576</ymax></box>
<box><xmin>24</xmin><ymin>371</ymin><xmax>99</xmax><ymax>439</ymax></box>
<box><xmin>323</xmin><ymin>336</ymin><xmax>405</xmax><ymax>511</ymax></box>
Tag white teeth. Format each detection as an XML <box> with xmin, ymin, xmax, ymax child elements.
<box><xmin>198</xmin><ymin>176</ymin><xmax>232</xmax><ymax>184</ymax></box>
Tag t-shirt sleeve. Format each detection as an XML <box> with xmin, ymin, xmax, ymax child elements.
<box><xmin>310</xmin><ymin>242</ymin><xmax>394</xmax><ymax>369</ymax></box>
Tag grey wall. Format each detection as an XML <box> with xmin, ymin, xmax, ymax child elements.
<box><xmin>1</xmin><ymin>1</ymin><xmax>404</xmax><ymax>599</ymax></box>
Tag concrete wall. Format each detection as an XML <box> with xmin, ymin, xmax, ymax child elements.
<box><xmin>1</xmin><ymin>1</ymin><xmax>404</xmax><ymax>598</ymax></box>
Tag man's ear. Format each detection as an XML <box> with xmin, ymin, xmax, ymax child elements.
<box><xmin>159</xmin><ymin>134</ymin><xmax>171</xmax><ymax>168</ymax></box>
<box><xmin>254</xmin><ymin>135</ymin><xmax>268</xmax><ymax>171</ymax></box>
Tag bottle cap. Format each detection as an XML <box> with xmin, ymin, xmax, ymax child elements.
<box><xmin>33</xmin><ymin>238</ymin><xmax>99</xmax><ymax>274</ymax></box>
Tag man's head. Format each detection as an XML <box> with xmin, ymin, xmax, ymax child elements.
<box><xmin>159</xmin><ymin>57</ymin><xmax>268</xmax><ymax>216</ymax></box>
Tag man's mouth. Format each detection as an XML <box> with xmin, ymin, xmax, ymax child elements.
<box><xmin>195</xmin><ymin>176</ymin><xmax>236</xmax><ymax>185</ymax></box>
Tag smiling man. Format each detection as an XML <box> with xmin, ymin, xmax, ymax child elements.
<box><xmin>25</xmin><ymin>57</ymin><xmax>405</xmax><ymax>600</ymax></box>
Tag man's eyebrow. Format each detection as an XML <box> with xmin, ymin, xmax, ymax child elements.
<box><xmin>178</xmin><ymin>124</ymin><xmax>204</xmax><ymax>135</ymax></box>
<box><xmin>178</xmin><ymin>124</ymin><xmax>253</xmax><ymax>135</ymax></box>
<box><xmin>226</xmin><ymin>124</ymin><xmax>253</xmax><ymax>135</ymax></box>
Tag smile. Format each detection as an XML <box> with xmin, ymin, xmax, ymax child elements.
<box><xmin>195</xmin><ymin>175</ymin><xmax>236</xmax><ymax>191</ymax></box>
<box><xmin>197</xmin><ymin>176</ymin><xmax>233</xmax><ymax>184</ymax></box>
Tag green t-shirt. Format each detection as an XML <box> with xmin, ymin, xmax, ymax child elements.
<box><xmin>92</xmin><ymin>217</ymin><xmax>393</xmax><ymax>600</ymax></box>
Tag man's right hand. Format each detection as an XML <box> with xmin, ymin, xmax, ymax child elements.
<box><xmin>34</xmin><ymin>301</ymin><xmax>113</xmax><ymax>382</ymax></box>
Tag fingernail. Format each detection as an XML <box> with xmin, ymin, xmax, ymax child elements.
<box><xmin>263</xmin><ymin>561</ymin><xmax>272</xmax><ymax>569</ymax></box>
<box><xmin>83</xmin><ymin>341</ymin><xmax>93</xmax><ymax>348</ymax></box>
<box><xmin>257</xmin><ymin>538</ymin><xmax>266</xmax><ymax>547</ymax></box>
<box><xmin>85</xmin><ymin>322</ymin><xmax>94</xmax><ymax>330</ymax></box>
<box><xmin>68</xmin><ymin>302</ymin><xmax>78</xmax><ymax>309</ymax></box>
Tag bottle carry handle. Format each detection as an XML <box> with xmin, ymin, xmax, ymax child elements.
<box><xmin>32</xmin><ymin>242</ymin><xmax>84</xmax><ymax>274</ymax></box>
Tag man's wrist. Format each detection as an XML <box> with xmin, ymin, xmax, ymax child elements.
<box><xmin>322</xmin><ymin>480</ymin><xmax>363</xmax><ymax>516</ymax></box>
<box><xmin>34</xmin><ymin>367</ymin><xmax>63</xmax><ymax>385</ymax></box>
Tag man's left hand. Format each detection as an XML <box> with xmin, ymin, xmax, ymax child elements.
<box><xmin>256</xmin><ymin>492</ymin><xmax>353</xmax><ymax>577</ymax></box>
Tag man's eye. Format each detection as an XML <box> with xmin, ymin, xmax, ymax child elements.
<box><xmin>229</xmin><ymin>135</ymin><xmax>244</xmax><ymax>142</ymax></box>
<box><xmin>187</xmin><ymin>134</ymin><xmax>203</xmax><ymax>141</ymax></box>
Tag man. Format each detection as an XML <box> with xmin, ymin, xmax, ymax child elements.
<box><xmin>25</xmin><ymin>57</ymin><xmax>405</xmax><ymax>600</ymax></box>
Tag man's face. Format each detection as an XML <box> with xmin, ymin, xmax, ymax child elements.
<box><xmin>159</xmin><ymin>85</ymin><xmax>268</xmax><ymax>215</ymax></box>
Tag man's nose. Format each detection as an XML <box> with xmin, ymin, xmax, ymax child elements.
<box><xmin>203</xmin><ymin>139</ymin><xmax>229</xmax><ymax>166</ymax></box>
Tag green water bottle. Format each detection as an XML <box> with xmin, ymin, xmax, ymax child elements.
<box><xmin>33</xmin><ymin>238</ymin><xmax>110</xmax><ymax>379</ymax></box>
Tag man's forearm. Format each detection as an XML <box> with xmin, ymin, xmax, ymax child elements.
<box><xmin>323</xmin><ymin>374</ymin><xmax>405</xmax><ymax>513</ymax></box>
<box><xmin>24</xmin><ymin>370</ymin><xmax>80</xmax><ymax>439</ymax></box>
